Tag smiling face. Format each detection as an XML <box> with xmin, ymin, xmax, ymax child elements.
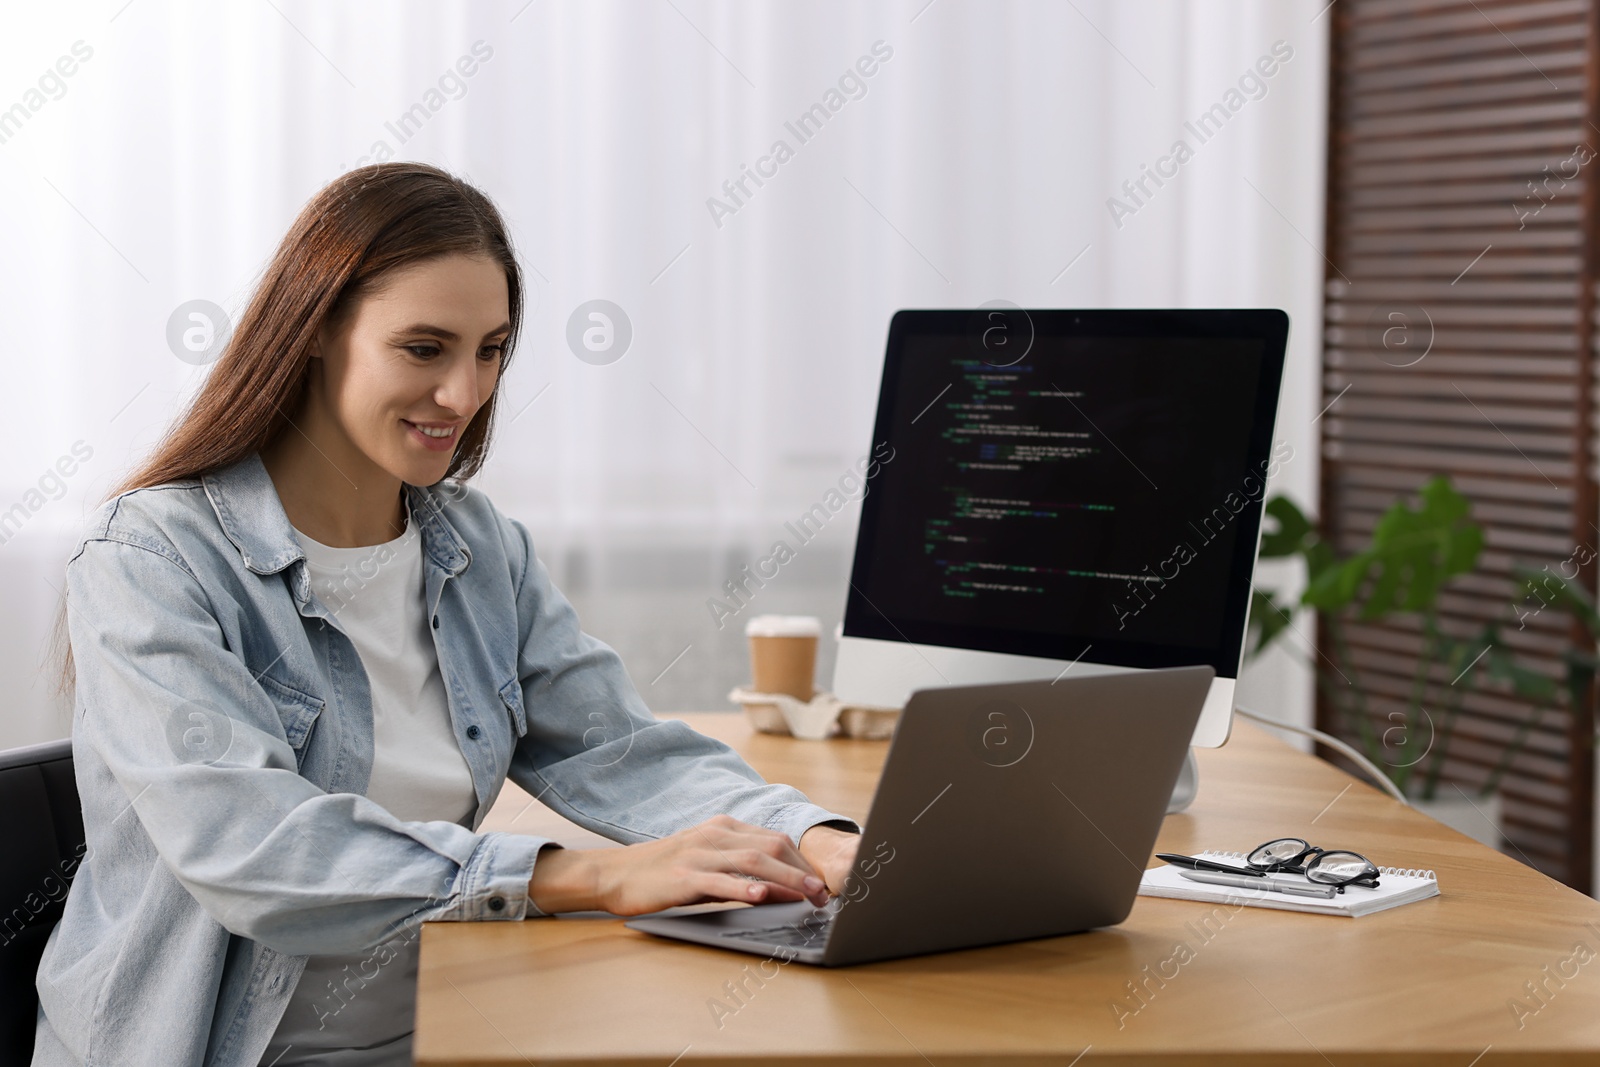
<box><xmin>313</xmin><ymin>252</ymin><xmax>509</xmax><ymax>489</ymax></box>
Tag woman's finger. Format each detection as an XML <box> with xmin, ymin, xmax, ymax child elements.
<box><xmin>712</xmin><ymin>847</ymin><xmax>829</xmax><ymax>905</ymax></box>
<box><xmin>696</xmin><ymin>871</ymin><xmax>786</xmax><ymax>904</ymax></box>
<box><xmin>702</xmin><ymin>818</ymin><xmax>821</xmax><ymax>878</ymax></box>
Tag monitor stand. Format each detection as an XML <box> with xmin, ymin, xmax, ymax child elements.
<box><xmin>1165</xmin><ymin>749</ymin><xmax>1199</xmax><ymax>814</ymax></box>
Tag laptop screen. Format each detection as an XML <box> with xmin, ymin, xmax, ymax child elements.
<box><xmin>842</xmin><ymin>308</ymin><xmax>1289</xmax><ymax>678</ymax></box>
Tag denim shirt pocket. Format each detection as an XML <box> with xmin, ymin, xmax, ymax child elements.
<box><xmin>257</xmin><ymin>670</ymin><xmax>326</xmax><ymax>763</ymax></box>
<box><xmin>498</xmin><ymin>676</ymin><xmax>527</xmax><ymax>739</ymax></box>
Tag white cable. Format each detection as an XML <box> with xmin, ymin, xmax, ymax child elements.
<box><xmin>1234</xmin><ymin>704</ymin><xmax>1410</xmax><ymax>806</ymax></box>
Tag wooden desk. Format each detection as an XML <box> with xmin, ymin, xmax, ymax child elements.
<box><xmin>416</xmin><ymin>713</ymin><xmax>1600</xmax><ymax>1066</ymax></box>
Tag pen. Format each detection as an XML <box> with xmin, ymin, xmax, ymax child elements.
<box><xmin>1156</xmin><ymin>852</ymin><xmax>1265</xmax><ymax>877</ymax></box>
<box><xmin>1179</xmin><ymin>869</ymin><xmax>1337</xmax><ymax>898</ymax></box>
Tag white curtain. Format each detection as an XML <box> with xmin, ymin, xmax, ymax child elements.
<box><xmin>0</xmin><ymin>0</ymin><xmax>1328</xmax><ymax>749</ymax></box>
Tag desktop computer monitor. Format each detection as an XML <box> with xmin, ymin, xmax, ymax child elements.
<box><xmin>833</xmin><ymin>308</ymin><xmax>1290</xmax><ymax>748</ymax></box>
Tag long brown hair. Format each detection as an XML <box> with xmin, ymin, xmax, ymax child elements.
<box><xmin>47</xmin><ymin>161</ymin><xmax>525</xmax><ymax>700</ymax></box>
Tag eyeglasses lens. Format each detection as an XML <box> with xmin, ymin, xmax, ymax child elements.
<box><xmin>1248</xmin><ymin>839</ymin><xmax>1308</xmax><ymax>866</ymax></box>
<box><xmin>1305</xmin><ymin>851</ymin><xmax>1375</xmax><ymax>883</ymax></box>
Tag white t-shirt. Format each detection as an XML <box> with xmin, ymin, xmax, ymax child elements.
<box><xmin>261</xmin><ymin>494</ymin><xmax>478</xmax><ymax>1066</ymax></box>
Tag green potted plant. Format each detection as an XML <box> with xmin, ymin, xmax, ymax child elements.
<box><xmin>1248</xmin><ymin>476</ymin><xmax>1556</xmax><ymax>846</ymax></box>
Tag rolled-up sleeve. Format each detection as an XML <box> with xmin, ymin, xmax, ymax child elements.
<box><xmin>67</xmin><ymin>535</ymin><xmax>557</xmax><ymax>956</ymax></box>
<box><xmin>501</xmin><ymin>516</ymin><xmax>861</xmax><ymax>857</ymax></box>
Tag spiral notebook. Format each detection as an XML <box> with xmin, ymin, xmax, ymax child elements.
<box><xmin>1138</xmin><ymin>850</ymin><xmax>1440</xmax><ymax>917</ymax></box>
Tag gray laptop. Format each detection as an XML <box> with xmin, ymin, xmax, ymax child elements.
<box><xmin>624</xmin><ymin>666</ymin><xmax>1213</xmax><ymax>967</ymax></box>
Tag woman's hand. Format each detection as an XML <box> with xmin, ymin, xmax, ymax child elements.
<box><xmin>798</xmin><ymin>824</ymin><xmax>863</xmax><ymax>896</ymax></box>
<box><xmin>532</xmin><ymin>814</ymin><xmax>836</xmax><ymax>917</ymax></box>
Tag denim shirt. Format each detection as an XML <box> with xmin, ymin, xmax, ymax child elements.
<box><xmin>32</xmin><ymin>450</ymin><xmax>860</xmax><ymax>1067</ymax></box>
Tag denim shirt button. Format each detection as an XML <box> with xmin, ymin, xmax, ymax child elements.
<box><xmin>466</xmin><ymin>725</ymin><xmax>481</xmax><ymax>740</ymax></box>
<box><xmin>432</xmin><ymin>615</ymin><xmax>440</xmax><ymax>629</ymax></box>
<box><xmin>487</xmin><ymin>895</ymin><xmax>505</xmax><ymax>912</ymax></box>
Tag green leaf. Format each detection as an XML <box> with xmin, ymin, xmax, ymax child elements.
<box><xmin>1245</xmin><ymin>588</ymin><xmax>1295</xmax><ymax>659</ymax></box>
<box><xmin>1301</xmin><ymin>561</ymin><xmax>1346</xmax><ymax>609</ymax></box>
<box><xmin>1259</xmin><ymin>496</ymin><xmax>1313</xmax><ymax>559</ymax></box>
<box><xmin>1443</xmin><ymin>525</ymin><xmax>1484</xmax><ymax>575</ymax></box>
<box><xmin>1398</xmin><ymin>554</ymin><xmax>1439</xmax><ymax>614</ymax></box>
<box><xmin>1362</xmin><ymin>560</ymin><xmax>1404</xmax><ymax>619</ymax></box>
<box><xmin>1298</xmin><ymin>476</ymin><xmax>1483</xmax><ymax>622</ymax></box>
<box><xmin>1304</xmin><ymin>540</ymin><xmax>1338</xmax><ymax>581</ymax></box>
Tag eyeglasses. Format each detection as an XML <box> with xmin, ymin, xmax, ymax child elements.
<box><xmin>1246</xmin><ymin>838</ymin><xmax>1381</xmax><ymax>891</ymax></box>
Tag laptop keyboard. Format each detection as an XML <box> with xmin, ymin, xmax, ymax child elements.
<box><xmin>719</xmin><ymin>912</ymin><xmax>835</xmax><ymax>949</ymax></box>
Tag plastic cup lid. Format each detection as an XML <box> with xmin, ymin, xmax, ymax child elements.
<box><xmin>744</xmin><ymin>614</ymin><xmax>822</xmax><ymax>637</ymax></box>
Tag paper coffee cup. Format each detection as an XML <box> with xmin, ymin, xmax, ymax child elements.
<box><xmin>745</xmin><ymin>615</ymin><xmax>820</xmax><ymax>703</ymax></box>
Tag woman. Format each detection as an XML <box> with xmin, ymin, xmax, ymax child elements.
<box><xmin>33</xmin><ymin>162</ymin><xmax>862</xmax><ymax>1067</ymax></box>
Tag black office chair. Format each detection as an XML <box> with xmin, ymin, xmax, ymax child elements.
<box><xmin>0</xmin><ymin>738</ymin><xmax>83</xmax><ymax>1065</ymax></box>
